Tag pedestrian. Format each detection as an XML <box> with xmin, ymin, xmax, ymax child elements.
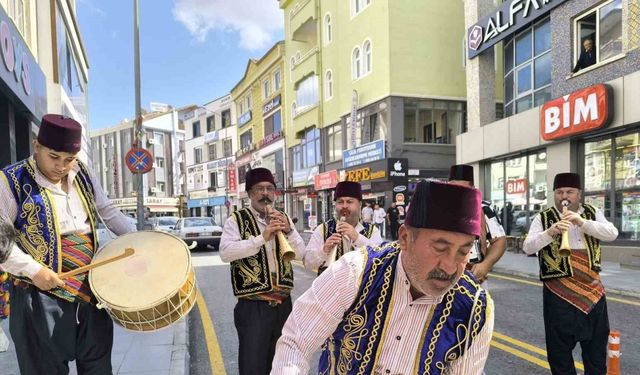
<box><xmin>272</xmin><ymin>180</ymin><xmax>493</xmax><ymax>374</ymax></box>
<box><xmin>361</xmin><ymin>202</ymin><xmax>373</xmax><ymax>224</ymax></box>
<box><xmin>386</xmin><ymin>202</ymin><xmax>400</xmax><ymax>240</ymax></box>
<box><xmin>304</xmin><ymin>181</ymin><xmax>383</xmax><ymax>275</ymax></box>
<box><xmin>449</xmin><ymin>164</ymin><xmax>506</xmax><ymax>284</ymax></box>
<box><xmin>219</xmin><ymin>167</ymin><xmax>306</xmax><ymax>375</ymax></box>
<box><xmin>0</xmin><ymin>114</ymin><xmax>136</xmax><ymax>375</ymax></box>
<box><xmin>523</xmin><ymin>173</ymin><xmax>618</xmax><ymax>375</ymax></box>
<box><xmin>373</xmin><ymin>203</ymin><xmax>386</xmax><ymax>236</ymax></box>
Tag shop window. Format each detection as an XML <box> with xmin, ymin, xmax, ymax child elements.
<box><xmin>240</xmin><ymin>131</ymin><xmax>252</xmax><ymax>148</ymax></box>
<box><xmin>504</xmin><ymin>18</ymin><xmax>551</xmax><ymax>116</ymax></box>
<box><xmin>403</xmin><ymin>98</ymin><xmax>465</xmax><ymax>145</ymax></box>
<box><xmin>573</xmin><ymin>0</ymin><xmax>623</xmax><ymax>74</ymax></box>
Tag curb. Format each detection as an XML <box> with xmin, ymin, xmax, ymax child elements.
<box><xmin>492</xmin><ymin>267</ymin><xmax>640</xmax><ymax>300</ymax></box>
<box><xmin>170</xmin><ymin>314</ymin><xmax>190</xmax><ymax>375</ymax></box>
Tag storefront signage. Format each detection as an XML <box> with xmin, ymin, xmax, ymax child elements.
<box><xmin>541</xmin><ymin>84</ymin><xmax>612</xmax><ymax>141</ymax></box>
<box><xmin>292</xmin><ymin>166</ymin><xmax>319</xmax><ymax>187</ymax></box>
<box><xmin>506</xmin><ymin>178</ymin><xmax>528</xmax><ymax>194</ymax></box>
<box><xmin>236</xmin><ymin>143</ymin><xmax>255</xmax><ymax>158</ymax></box>
<box><xmin>0</xmin><ymin>8</ymin><xmax>46</xmax><ymax>119</ymax></box>
<box><xmin>187</xmin><ymin>196</ymin><xmax>226</xmax><ymax>209</ymax></box>
<box><xmin>343</xmin><ymin>139</ymin><xmax>385</xmax><ymax>169</ymax></box>
<box><xmin>207</xmin><ymin>157</ymin><xmax>232</xmax><ymax>170</ymax></box>
<box><xmin>258</xmin><ymin>131</ymin><xmax>282</xmax><ymax>149</ymax></box>
<box><xmin>387</xmin><ymin>158</ymin><xmax>408</xmax><ymax>179</ymax></box>
<box><xmin>345</xmin><ymin>167</ymin><xmax>386</xmax><ymax>183</ymax></box>
<box><xmin>238</xmin><ymin>110</ymin><xmax>252</xmax><ymax>127</ymax></box>
<box><xmin>467</xmin><ymin>0</ymin><xmax>567</xmax><ymax>59</ymax></box>
<box><xmin>228</xmin><ymin>162</ymin><xmax>237</xmax><ymax>192</ymax></box>
<box><xmin>314</xmin><ymin>170</ymin><xmax>338</xmax><ymax>191</ymax></box>
<box><xmin>262</xmin><ymin>94</ymin><xmax>281</xmax><ymax>115</ymax></box>
<box><xmin>111</xmin><ymin>197</ymin><xmax>178</xmax><ymax>206</ymax></box>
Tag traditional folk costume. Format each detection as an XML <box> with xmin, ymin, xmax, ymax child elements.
<box><xmin>0</xmin><ymin>115</ymin><xmax>136</xmax><ymax>375</ymax></box>
<box><xmin>272</xmin><ymin>180</ymin><xmax>494</xmax><ymax>375</ymax></box>
<box><xmin>304</xmin><ymin>181</ymin><xmax>383</xmax><ymax>274</ymax></box>
<box><xmin>219</xmin><ymin>167</ymin><xmax>306</xmax><ymax>375</ymax></box>
<box><xmin>523</xmin><ymin>173</ymin><xmax>618</xmax><ymax>375</ymax></box>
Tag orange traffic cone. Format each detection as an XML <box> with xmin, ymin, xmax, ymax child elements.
<box><xmin>607</xmin><ymin>330</ymin><xmax>621</xmax><ymax>375</ymax></box>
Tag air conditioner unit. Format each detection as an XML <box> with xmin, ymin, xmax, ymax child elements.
<box><xmin>148</xmin><ymin>139</ymin><xmax>157</xmax><ymax>145</ymax></box>
<box><xmin>150</xmin><ymin>187</ymin><xmax>160</xmax><ymax>193</ymax></box>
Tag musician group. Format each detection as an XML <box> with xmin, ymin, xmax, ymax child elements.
<box><xmin>0</xmin><ymin>114</ymin><xmax>620</xmax><ymax>375</ymax></box>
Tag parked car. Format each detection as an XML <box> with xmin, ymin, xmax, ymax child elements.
<box><xmin>96</xmin><ymin>216</ymin><xmax>137</xmax><ymax>247</ymax></box>
<box><xmin>153</xmin><ymin>216</ymin><xmax>180</xmax><ymax>232</ymax></box>
<box><xmin>172</xmin><ymin>217</ymin><xmax>223</xmax><ymax>251</ymax></box>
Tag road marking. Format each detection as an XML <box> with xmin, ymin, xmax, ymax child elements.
<box><xmin>492</xmin><ymin>331</ymin><xmax>584</xmax><ymax>371</ymax></box>
<box><xmin>490</xmin><ymin>273</ymin><xmax>640</xmax><ymax>307</ymax></box>
<box><xmin>490</xmin><ymin>340</ymin><xmax>550</xmax><ymax>369</ymax></box>
<box><xmin>196</xmin><ymin>289</ymin><xmax>227</xmax><ymax>375</ymax></box>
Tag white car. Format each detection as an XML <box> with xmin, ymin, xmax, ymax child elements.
<box><xmin>96</xmin><ymin>216</ymin><xmax>137</xmax><ymax>247</ymax></box>
<box><xmin>153</xmin><ymin>216</ymin><xmax>180</xmax><ymax>232</ymax></box>
<box><xmin>172</xmin><ymin>217</ymin><xmax>223</xmax><ymax>251</ymax></box>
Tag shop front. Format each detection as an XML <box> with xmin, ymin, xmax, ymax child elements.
<box><xmin>290</xmin><ymin>165</ymin><xmax>319</xmax><ymax>231</ymax></box>
<box><xmin>314</xmin><ymin>169</ymin><xmax>339</xmax><ymax>223</ymax></box>
<box><xmin>112</xmin><ymin>197</ymin><xmax>180</xmax><ymax>216</ymax></box>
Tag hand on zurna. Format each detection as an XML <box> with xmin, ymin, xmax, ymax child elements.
<box><xmin>0</xmin><ymin>219</ymin><xmax>18</xmax><ymax>263</ymax></box>
<box><xmin>561</xmin><ymin>210</ymin><xmax>585</xmax><ymax>227</ymax></box>
<box><xmin>336</xmin><ymin>221</ymin><xmax>358</xmax><ymax>242</ymax></box>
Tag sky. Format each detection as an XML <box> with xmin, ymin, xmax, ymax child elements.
<box><xmin>77</xmin><ymin>0</ymin><xmax>284</xmax><ymax>130</ymax></box>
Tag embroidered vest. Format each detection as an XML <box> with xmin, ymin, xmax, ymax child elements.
<box><xmin>1</xmin><ymin>159</ymin><xmax>99</xmax><ymax>301</ymax></box>
<box><xmin>318</xmin><ymin>244</ymin><xmax>490</xmax><ymax>375</ymax></box>
<box><xmin>230</xmin><ymin>208</ymin><xmax>294</xmax><ymax>297</ymax></box>
<box><xmin>322</xmin><ymin>219</ymin><xmax>376</xmax><ymax>261</ymax></box>
<box><xmin>538</xmin><ymin>204</ymin><xmax>601</xmax><ymax>280</ymax></box>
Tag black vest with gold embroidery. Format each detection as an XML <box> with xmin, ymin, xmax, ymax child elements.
<box><xmin>230</xmin><ymin>208</ymin><xmax>294</xmax><ymax>297</ymax></box>
<box><xmin>538</xmin><ymin>204</ymin><xmax>601</xmax><ymax>280</ymax></box>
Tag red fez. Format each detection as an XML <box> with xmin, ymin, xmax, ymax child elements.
<box><xmin>245</xmin><ymin>167</ymin><xmax>276</xmax><ymax>191</ymax></box>
<box><xmin>449</xmin><ymin>164</ymin><xmax>474</xmax><ymax>185</ymax></box>
<box><xmin>334</xmin><ymin>181</ymin><xmax>362</xmax><ymax>201</ymax></box>
<box><xmin>405</xmin><ymin>180</ymin><xmax>482</xmax><ymax>237</ymax></box>
<box><xmin>37</xmin><ymin>115</ymin><xmax>83</xmax><ymax>153</ymax></box>
<box><xmin>553</xmin><ymin>173</ymin><xmax>581</xmax><ymax>190</ymax></box>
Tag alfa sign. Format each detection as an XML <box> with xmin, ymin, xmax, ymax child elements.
<box><xmin>467</xmin><ymin>0</ymin><xmax>567</xmax><ymax>59</ymax></box>
<box><xmin>541</xmin><ymin>84</ymin><xmax>612</xmax><ymax>141</ymax></box>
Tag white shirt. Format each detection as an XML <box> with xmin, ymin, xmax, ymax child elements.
<box><xmin>303</xmin><ymin>221</ymin><xmax>384</xmax><ymax>271</ymax></box>
<box><xmin>373</xmin><ymin>207</ymin><xmax>386</xmax><ymax>224</ymax></box>
<box><xmin>361</xmin><ymin>206</ymin><xmax>373</xmax><ymax>223</ymax></box>
<box><xmin>0</xmin><ymin>157</ymin><xmax>136</xmax><ymax>279</ymax></box>
<box><xmin>522</xmin><ymin>205</ymin><xmax>618</xmax><ymax>255</ymax></box>
<box><xmin>272</xmin><ymin>250</ymin><xmax>494</xmax><ymax>375</ymax></box>
<box><xmin>219</xmin><ymin>206</ymin><xmax>306</xmax><ymax>273</ymax></box>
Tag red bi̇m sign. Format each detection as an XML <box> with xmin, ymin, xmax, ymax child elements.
<box><xmin>506</xmin><ymin>178</ymin><xmax>527</xmax><ymax>195</ymax></box>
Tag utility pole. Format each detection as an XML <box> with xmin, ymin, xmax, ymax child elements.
<box><xmin>134</xmin><ymin>0</ymin><xmax>144</xmax><ymax>230</ymax></box>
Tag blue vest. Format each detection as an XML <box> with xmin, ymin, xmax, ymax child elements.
<box><xmin>318</xmin><ymin>243</ymin><xmax>490</xmax><ymax>375</ymax></box>
<box><xmin>1</xmin><ymin>159</ymin><xmax>99</xmax><ymax>275</ymax></box>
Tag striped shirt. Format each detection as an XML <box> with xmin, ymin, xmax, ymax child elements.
<box><xmin>271</xmin><ymin>250</ymin><xmax>494</xmax><ymax>375</ymax></box>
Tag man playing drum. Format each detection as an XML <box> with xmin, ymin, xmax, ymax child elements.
<box><xmin>219</xmin><ymin>167</ymin><xmax>306</xmax><ymax>375</ymax></box>
<box><xmin>0</xmin><ymin>115</ymin><xmax>136</xmax><ymax>375</ymax></box>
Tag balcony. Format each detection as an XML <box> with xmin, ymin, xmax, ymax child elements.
<box><xmin>290</xmin><ymin>0</ymin><xmax>316</xmax><ymax>42</ymax></box>
<box><xmin>291</xmin><ymin>47</ymin><xmax>318</xmax><ymax>84</ymax></box>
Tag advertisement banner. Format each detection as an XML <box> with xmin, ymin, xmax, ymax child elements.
<box><xmin>343</xmin><ymin>140</ymin><xmax>385</xmax><ymax>169</ymax></box>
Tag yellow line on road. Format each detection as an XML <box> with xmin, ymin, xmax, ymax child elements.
<box><xmin>493</xmin><ymin>331</ymin><xmax>584</xmax><ymax>371</ymax></box>
<box><xmin>490</xmin><ymin>340</ymin><xmax>550</xmax><ymax>369</ymax></box>
<box><xmin>196</xmin><ymin>288</ymin><xmax>228</xmax><ymax>375</ymax></box>
<box><xmin>489</xmin><ymin>273</ymin><xmax>640</xmax><ymax>307</ymax></box>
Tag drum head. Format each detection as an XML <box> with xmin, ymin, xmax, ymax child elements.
<box><xmin>89</xmin><ymin>231</ymin><xmax>191</xmax><ymax>310</ymax></box>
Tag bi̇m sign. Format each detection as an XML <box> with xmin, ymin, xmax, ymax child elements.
<box><xmin>541</xmin><ymin>84</ymin><xmax>612</xmax><ymax>141</ymax></box>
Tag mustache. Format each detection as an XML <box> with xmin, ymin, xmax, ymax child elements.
<box><xmin>259</xmin><ymin>197</ymin><xmax>273</xmax><ymax>204</ymax></box>
<box><xmin>427</xmin><ymin>268</ymin><xmax>456</xmax><ymax>282</ymax></box>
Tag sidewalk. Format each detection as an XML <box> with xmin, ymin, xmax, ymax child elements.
<box><xmin>493</xmin><ymin>251</ymin><xmax>640</xmax><ymax>299</ymax></box>
<box><xmin>0</xmin><ymin>314</ymin><xmax>189</xmax><ymax>375</ymax></box>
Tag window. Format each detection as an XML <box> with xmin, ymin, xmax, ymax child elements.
<box><xmin>209</xmin><ymin>172</ymin><xmax>217</xmax><ymax>188</ymax></box>
<box><xmin>156</xmin><ymin>157</ymin><xmax>165</xmax><ymax>168</ymax></box>
<box><xmin>295</xmin><ymin>75</ymin><xmax>319</xmax><ymax>113</ymax></box>
<box><xmin>246</xmin><ymin>95</ymin><xmax>252</xmax><ymax>109</ymax></box>
<box><xmin>240</xmin><ymin>131</ymin><xmax>252</xmax><ymax>148</ymax></box>
<box><xmin>194</xmin><ymin>148</ymin><xmax>202</xmax><ymax>164</ymax></box>
<box><xmin>403</xmin><ymin>98</ymin><xmax>465</xmax><ymax>144</ymax></box>
<box><xmin>157</xmin><ymin>182</ymin><xmax>165</xmax><ymax>193</ymax></box>
<box><xmin>206</xmin><ymin>116</ymin><xmax>215</xmax><ymax>132</ymax></box>
<box><xmin>223</xmin><ymin>138</ymin><xmax>233</xmax><ymax>157</ymax></box>
<box><xmin>351</xmin><ymin>0</ymin><xmax>371</xmax><ymax>17</ymax></box>
<box><xmin>324</xmin><ymin>13</ymin><xmax>332</xmax><ymax>44</ymax></box>
<box><xmin>363</xmin><ymin>40</ymin><xmax>372</xmax><ymax>74</ymax></box>
<box><xmin>221</xmin><ymin>110</ymin><xmax>231</xmax><ymax>127</ymax></box>
<box><xmin>154</xmin><ymin>132</ymin><xmax>164</xmax><ymax>145</ymax></box>
<box><xmin>304</xmin><ymin>128</ymin><xmax>322</xmax><ymax>167</ymax></box>
<box><xmin>263</xmin><ymin>80</ymin><xmax>271</xmax><ymax>99</ymax></box>
<box><xmin>327</xmin><ymin>123</ymin><xmax>342</xmax><ymax>162</ymax></box>
<box><xmin>208</xmin><ymin>143</ymin><xmax>216</xmax><ymax>161</ymax></box>
<box><xmin>264</xmin><ymin>110</ymin><xmax>282</xmax><ymax>135</ymax></box>
<box><xmin>192</xmin><ymin>121</ymin><xmax>201</xmax><ymax>137</ymax></box>
<box><xmin>7</xmin><ymin>0</ymin><xmax>25</xmax><ymax>36</ymax></box>
<box><xmin>573</xmin><ymin>0</ymin><xmax>623</xmax><ymax>74</ymax></box>
<box><xmin>325</xmin><ymin>70</ymin><xmax>333</xmax><ymax>100</ymax></box>
<box><xmin>239</xmin><ymin>101</ymin><xmax>245</xmax><ymax>115</ymax></box>
<box><xmin>274</xmin><ymin>70</ymin><xmax>281</xmax><ymax>91</ymax></box>
<box><xmin>504</xmin><ymin>18</ymin><xmax>551</xmax><ymax>116</ymax></box>
<box><xmin>352</xmin><ymin>47</ymin><xmax>362</xmax><ymax>79</ymax></box>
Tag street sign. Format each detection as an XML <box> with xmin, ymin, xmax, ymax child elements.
<box><xmin>125</xmin><ymin>148</ymin><xmax>154</xmax><ymax>174</ymax></box>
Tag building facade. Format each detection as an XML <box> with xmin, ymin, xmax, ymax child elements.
<box><xmin>280</xmin><ymin>0</ymin><xmax>499</xmax><ymax>230</ymax></box>
<box><xmin>230</xmin><ymin>42</ymin><xmax>286</xmax><ymax>211</ymax></box>
<box><xmin>90</xmin><ymin>107</ymin><xmax>189</xmax><ymax>215</ymax></box>
<box><xmin>461</xmin><ymin>0</ymin><xmax>640</xmax><ymax>264</ymax></box>
<box><xmin>183</xmin><ymin>95</ymin><xmax>237</xmax><ymax>224</ymax></box>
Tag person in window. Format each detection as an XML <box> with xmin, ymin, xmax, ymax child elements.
<box><xmin>572</xmin><ymin>38</ymin><xmax>596</xmax><ymax>73</ymax></box>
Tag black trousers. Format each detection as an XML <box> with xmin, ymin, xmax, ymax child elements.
<box><xmin>233</xmin><ymin>297</ymin><xmax>292</xmax><ymax>375</ymax></box>
<box><xmin>389</xmin><ymin>222</ymin><xmax>399</xmax><ymax>240</ymax></box>
<box><xmin>543</xmin><ymin>286</ymin><xmax>609</xmax><ymax>375</ymax></box>
<box><xmin>9</xmin><ymin>284</ymin><xmax>113</xmax><ymax>375</ymax></box>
